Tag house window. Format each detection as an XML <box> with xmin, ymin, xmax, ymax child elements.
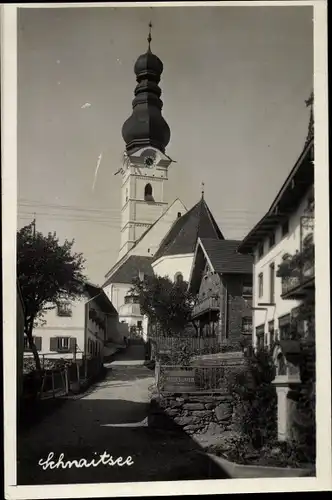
<box><xmin>144</xmin><ymin>183</ymin><xmax>153</xmax><ymax>201</ymax></box>
<box><xmin>242</xmin><ymin>317</ymin><xmax>252</xmax><ymax>335</ymax></box>
<box><xmin>24</xmin><ymin>335</ymin><xmax>42</xmax><ymax>351</ymax></box>
<box><xmin>258</xmin><ymin>242</ymin><xmax>264</xmax><ymax>259</ymax></box>
<box><xmin>278</xmin><ymin>314</ymin><xmax>291</xmax><ymax>340</ymax></box>
<box><xmin>174</xmin><ymin>272</ymin><xmax>184</xmax><ymax>284</ymax></box>
<box><xmin>57</xmin><ymin>337</ymin><xmax>70</xmax><ymax>351</ymax></box>
<box><xmin>57</xmin><ymin>302</ymin><xmax>72</xmax><ymax>317</ymax></box>
<box><xmin>258</xmin><ymin>272</ymin><xmax>263</xmax><ymax>298</ymax></box>
<box><xmin>268</xmin><ymin>232</ymin><xmax>276</xmax><ymax>248</ymax></box>
<box><xmin>269</xmin><ymin>263</ymin><xmax>275</xmax><ymax>303</ymax></box>
<box><xmin>281</xmin><ymin>219</ymin><xmax>289</xmax><ymax>237</ymax></box>
<box><xmin>242</xmin><ymin>283</ymin><xmax>253</xmax><ymax>298</ymax></box>
<box><xmin>137</xmin><ymin>320</ymin><xmax>142</xmax><ymax>330</ymax></box>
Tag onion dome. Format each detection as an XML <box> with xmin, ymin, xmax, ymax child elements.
<box><xmin>122</xmin><ymin>24</ymin><xmax>170</xmax><ymax>154</ymax></box>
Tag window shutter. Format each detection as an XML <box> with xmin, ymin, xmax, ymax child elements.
<box><xmin>35</xmin><ymin>337</ymin><xmax>42</xmax><ymax>351</ymax></box>
<box><xmin>69</xmin><ymin>337</ymin><xmax>77</xmax><ymax>353</ymax></box>
<box><xmin>50</xmin><ymin>337</ymin><xmax>58</xmax><ymax>351</ymax></box>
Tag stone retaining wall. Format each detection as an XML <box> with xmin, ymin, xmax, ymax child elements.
<box><xmin>150</xmin><ymin>392</ymin><xmax>235</xmax><ymax>436</ymax></box>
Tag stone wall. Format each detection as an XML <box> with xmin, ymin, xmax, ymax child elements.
<box><xmin>150</xmin><ymin>392</ymin><xmax>235</xmax><ymax>436</ymax></box>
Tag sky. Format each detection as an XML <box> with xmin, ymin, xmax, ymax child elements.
<box><xmin>17</xmin><ymin>5</ymin><xmax>313</xmax><ymax>286</ymax></box>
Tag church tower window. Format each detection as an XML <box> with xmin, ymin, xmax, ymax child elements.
<box><xmin>144</xmin><ymin>183</ymin><xmax>154</xmax><ymax>201</ymax></box>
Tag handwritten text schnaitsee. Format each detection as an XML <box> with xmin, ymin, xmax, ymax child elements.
<box><xmin>38</xmin><ymin>452</ymin><xmax>134</xmax><ymax>470</ymax></box>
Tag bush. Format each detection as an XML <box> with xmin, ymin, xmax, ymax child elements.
<box><xmin>226</xmin><ymin>347</ymin><xmax>277</xmax><ymax>449</ymax></box>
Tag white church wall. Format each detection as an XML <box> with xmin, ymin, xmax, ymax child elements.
<box><xmin>131</xmin><ymin>198</ymin><xmax>187</xmax><ymax>258</ymax></box>
<box><xmin>103</xmin><ymin>283</ymin><xmax>132</xmax><ymax>313</ymax></box>
<box><xmin>152</xmin><ymin>253</ymin><xmax>195</xmax><ymax>283</ymax></box>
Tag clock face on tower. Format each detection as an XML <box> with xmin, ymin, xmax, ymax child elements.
<box><xmin>142</xmin><ymin>149</ymin><xmax>157</xmax><ymax>168</ymax></box>
<box><xmin>143</xmin><ymin>155</ymin><xmax>155</xmax><ymax>168</ymax></box>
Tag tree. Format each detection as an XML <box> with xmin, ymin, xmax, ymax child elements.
<box><xmin>130</xmin><ymin>275</ymin><xmax>196</xmax><ymax>336</ymax></box>
<box><xmin>17</xmin><ymin>222</ymin><xmax>87</xmax><ymax>372</ymax></box>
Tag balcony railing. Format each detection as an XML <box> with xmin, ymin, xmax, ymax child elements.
<box><xmin>192</xmin><ymin>296</ymin><xmax>219</xmax><ymax>318</ymax></box>
<box><xmin>278</xmin><ymin>219</ymin><xmax>314</xmax><ymax>299</ymax></box>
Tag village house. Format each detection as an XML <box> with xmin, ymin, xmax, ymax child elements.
<box><xmin>237</xmin><ymin>101</ymin><xmax>315</xmax><ymax>441</ymax></box>
<box><xmin>188</xmin><ymin>237</ymin><xmax>253</xmax><ymax>349</ymax></box>
<box><xmin>27</xmin><ymin>282</ymin><xmax>124</xmax><ymax>365</ymax></box>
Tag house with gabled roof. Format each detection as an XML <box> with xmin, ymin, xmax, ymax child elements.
<box><xmin>188</xmin><ymin>238</ymin><xmax>253</xmax><ymax>347</ymax></box>
<box><xmin>152</xmin><ymin>194</ymin><xmax>225</xmax><ymax>283</ymax></box>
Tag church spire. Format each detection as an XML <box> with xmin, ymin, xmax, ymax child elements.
<box><xmin>147</xmin><ymin>22</ymin><xmax>152</xmax><ymax>52</ymax></box>
<box><xmin>121</xmin><ymin>24</ymin><xmax>171</xmax><ymax>155</ymax></box>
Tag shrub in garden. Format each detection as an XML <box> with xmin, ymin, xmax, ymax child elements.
<box><xmin>226</xmin><ymin>347</ymin><xmax>277</xmax><ymax>449</ymax></box>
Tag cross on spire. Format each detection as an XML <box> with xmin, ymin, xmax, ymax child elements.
<box><xmin>201</xmin><ymin>182</ymin><xmax>205</xmax><ymax>199</ymax></box>
<box><xmin>147</xmin><ymin>22</ymin><xmax>152</xmax><ymax>51</ymax></box>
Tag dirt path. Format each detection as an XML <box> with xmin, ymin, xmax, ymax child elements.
<box><xmin>18</xmin><ymin>352</ymin><xmax>229</xmax><ymax>484</ymax></box>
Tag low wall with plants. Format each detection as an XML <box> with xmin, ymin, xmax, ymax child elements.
<box><xmin>151</xmin><ymin>392</ymin><xmax>235</xmax><ymax>436</ymax></box>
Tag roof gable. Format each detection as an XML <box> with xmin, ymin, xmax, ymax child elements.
<box><xmin>153</xmin><ymin>197</ymin><xmax>224</xmax><ymax>262</ymax></box>
<box><xmin>188</xmin><ymin>238</ymin><xmax>253</xmax><ymax>294</ymax></box>
<box><xmin>103</xmin><ymin>198</ymin><xmax>187</xmax><ymax>281</ymax></box>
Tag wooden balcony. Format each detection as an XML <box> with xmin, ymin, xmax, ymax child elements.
<box><xmin>192</xmin><ymin>296</ymin><xmax>219</xmax><ymax>319</ymax></box>
<box><xmin>281</xmin><ymin>261</ymin><xmax>315</xmax><ymax>299</ymax></box>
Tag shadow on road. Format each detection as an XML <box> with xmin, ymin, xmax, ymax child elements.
<box><xmin>17</xmin><ymin>397</ymin><xmax>231</xmax><ymax>484</ymax></box>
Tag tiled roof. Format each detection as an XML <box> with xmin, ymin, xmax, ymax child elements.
<box><xmin>200</xmin><ymin>238</ymin><xmax>253</xmax><ymax>274</ymax></box>
<box><xmin>153</xmin><ymin>197</ymin><xmax>224</xmax><ymax>261</ymax></box>
<box><xmin>103</xmin><ymin>255</ymin><xmax>154</xmax><ymax>287</ymax></box>
<box><xmin>84</xmin><ymin>282</ymin><xmax>118</xmax><ymax>315</ymax></box>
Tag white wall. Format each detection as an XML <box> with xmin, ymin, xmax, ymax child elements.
<box><xmin>253</xmin><ymin>189</ymin><xmax>313</xmax><ymax>349</ymax></box>
<box><xmin>32</xmin><ymin>299</ymin><xmax>85</xmax><ymax>360</ymax></box>
<box><xmin>152</xmin><ymin>253</ymin><xmax>194</xmax><ymax>283</ymax></box>
<box><xmin>104</xmin><ymin>283</ymin><xmax>131</xmax><ymax>312</ymax></box>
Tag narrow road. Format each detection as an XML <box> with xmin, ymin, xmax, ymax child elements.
<box><xmin>18</xmin><ymin>344</ymin><xmax>229</xmax><ymax>484</ymax></box>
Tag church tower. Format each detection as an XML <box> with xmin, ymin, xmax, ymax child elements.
<box><xmin>118</xmin><ymin>25</ymin><xmax>172</xmax><ymax>261</ymax></box>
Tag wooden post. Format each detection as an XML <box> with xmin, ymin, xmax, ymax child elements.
<box><xmin>155</xmin><ymin>361</ymin><xmax>160</xmax><ymax>394</ymax></box>
<box><xmin>65</xmin><ymin>366</ymin><xmax>69</xmax><ymax>394</ymax></box>
<box><xmin>76</xmin><ymin>361</ymin><xmax>80</xmax><ymax>384</ymax></box>
<box><xmin>84</xmin><ymin>356</ymin><xmax>88</xmax><ymax>380</ymax></box>
<box><xmin>39</xmin><ymin>372</ymin><xmax>46</xmax><ymax>400</ymax></box>
<box><xmin>51</xmin><ymin>371</ymin><xmax>55</xmax><ymax>398</ymax></box>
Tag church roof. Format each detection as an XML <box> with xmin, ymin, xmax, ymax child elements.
<box><xmin>103</xmin><ymin>198</ymin><xmax>187</xmax><ymax>282</ymax></box>
<box><xmin>199</xmin><ymin>238</ymin><xmax>253</xmax><ymax>274</ymax></box>
<box><xmin>103</xmin><ymin>255</ymin><xmax>154</xmax><ymax>287</ymax></box>
<box><xmin>153</xmin><ymin>197</ymin><xmax>224</xmax><ymax>262</ymax></box>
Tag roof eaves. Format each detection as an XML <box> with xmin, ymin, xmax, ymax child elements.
<box><xmin>238</xmin><ymin>139</ymin><xmax>314</xmax><ymax>254</ymax></box>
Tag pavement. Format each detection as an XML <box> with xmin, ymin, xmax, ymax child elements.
<box><xmin>17</xmin><ymin>343</ymin><xmax>230</xmax><ymax>484</ymax></box>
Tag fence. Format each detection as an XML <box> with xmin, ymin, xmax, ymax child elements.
<box><xmin>151</xmin><ymin>336</ymin><xmax>223</xmax><ymax>354</ymax></box>
<box><xmin>156</xmin><ymin>363</ymin><xmax>243</xmax><ymax>395</ymax></box>
<box><xmin>22</xmin><ymin>355</ymin><xmax>104</xmax><ymax>401</ymax></box>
